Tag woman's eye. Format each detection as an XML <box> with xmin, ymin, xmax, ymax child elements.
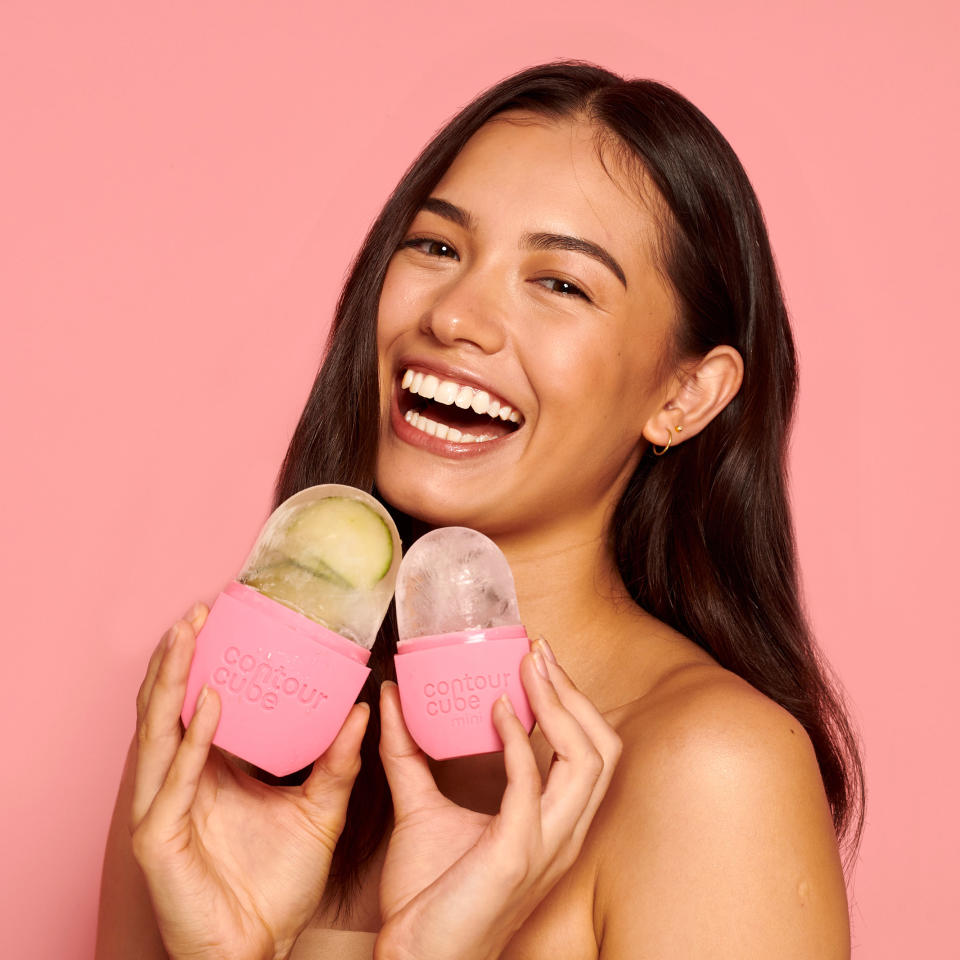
<box><xmin>537</xmin><ymin>277</ymin><xmax>591</xmax><ymax>302</ymax></box>
<box><xmin>400</xmin><ymin>238</ymin><xmax>590</xmax><ymax>303</ymax></box>
<box><xmin>400</xmin><ymin>237</ymin><xmax>459</xmax><ymax>260</ymax></box>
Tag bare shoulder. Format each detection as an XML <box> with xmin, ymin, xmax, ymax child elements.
<box><xmin>593</xmin><ymin>661</ymin><xmax>850</xmax><ymax>959</ymax></box>
<box><xmin>609</xmin><ymin>660</ymin><xmax>823</xmax><ymax>786</ymax></box>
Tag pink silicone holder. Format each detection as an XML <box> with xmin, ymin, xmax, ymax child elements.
<box><xmin>182</xmin><ymin>581</ymin><xmax>371</xmax><ymax>776</ymax></box>
<box><xmin>394</xmin><ymin>626</ymin><xmax>533</xmax><ymax>760</ymax></box>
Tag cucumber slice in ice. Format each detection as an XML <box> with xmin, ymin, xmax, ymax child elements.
<box><xmin>282</xmin><ymin>497</ymin><xmax>393</xmax><ymax>589</ymax></box>
<box><xmin>243</xmin><ymin>561</ymin><xmax>315</xmax><ymax>613</ymax></box>
<box><xmin>244</xmin><ymin>558</ymin><xmax>348</xmax><ymax>596</ymax></box>
<box><xmin>242</xmin><ymin>560</ymin><xmax>341</xmax><ymax>625</ymax></box>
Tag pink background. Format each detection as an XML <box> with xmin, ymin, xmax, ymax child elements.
<box><xmin>2</xmin><ymin>2</ymin><xmax>956</xmax><ymax>956</ymax></box>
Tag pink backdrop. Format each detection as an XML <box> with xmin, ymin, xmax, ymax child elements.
<box><xmin>2</xmin><ymin>2</ymin><xmax>956</xmax><ymax>956</ymax></box>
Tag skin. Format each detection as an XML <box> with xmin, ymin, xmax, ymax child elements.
<box><xmin>96</xmin><ymin>113</ymin><xmax>851</xmax><ymax>959</ymax></box>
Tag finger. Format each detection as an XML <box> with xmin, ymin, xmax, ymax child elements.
<box><xmin>532</xmin><ymin>648</ymin><xmax>622</xmax><ymax>846</ymax></box>
<box><xmin>378</xmin><ymin>681</ymin><xmax>443</xmax><ymax>819</ymax></box>
<box><xmin>141</xmin><ymin>684</ymin><xmax>221</xmax><ymax>835</ymax></box>
<box><xmin>131</xmin><ymin>619</ymin><xmax>199</xmax><ymax>826</ymax></box>
<box><xmin>303</xmin><ymin>701</ymin><xmax>370</xmax><ymax>804</ymax></box>
<box><xmin>520</xmin><ymin>651</ymin><xmax>604</xmax><ymax>841</ymax></box>
<box><xmin>136</xmin><ymin>627</ymin><xmax>176</xmax><ymax>727</ymax></box>
<box><xmin>135</xmin><ymin>603</ymin><xmax>207</xmax><ymax>726</ymax></box>
<box><xmin>493</xmin><ymin>694</ymin><xmax>543</xmax><ymax>834</ymax></box>
<box><xmin>185</xmin><ymin>601</ymin><xmax>209</xmax><ymax>635</ymax></box>
<box><xmin>536</xmin><ymin>640</ymin><xmax>622</xmax><ymax>763</ymax></box>
<box><xmin>542</xmin><ymin>657</ymin><xmax>622</xmax><ymax>844</ymax></box>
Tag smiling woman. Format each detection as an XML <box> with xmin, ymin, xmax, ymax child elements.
<box><xmin>375</xmin><ymin>114</ymin><xmax>692</xmax><ymax>540</ymax></box>
<box><xmin>97</xmin><ymin>61</ymin><xmax>864</xmax><ymax>960</ymax></box>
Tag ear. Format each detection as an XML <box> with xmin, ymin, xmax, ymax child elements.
<box><xmin>641</xmin><ymin>345</ymin><xmax>744</xmax><ymax>449</ymax></box>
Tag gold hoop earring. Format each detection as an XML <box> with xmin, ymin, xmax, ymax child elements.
<box><xmin>652</xmin><ymin>432</ymin><xmax>672</xmax><ymax>456</ymax></box>
<box><xmin>653</xmin><ymin>423</ymin><xmax>683</xmax><ymax>456</ymax></box>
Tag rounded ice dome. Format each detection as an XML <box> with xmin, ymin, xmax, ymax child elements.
<box><xmin>396</xmin><ymin>527</ymin><xmax>520</xmax><ymax>640</ymax></box>
<box><xmin>237</xmin><ymin>484</ymin><xmax>400</xmax><ymax>648</ymax></box>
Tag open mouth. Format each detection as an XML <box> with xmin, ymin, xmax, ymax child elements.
<box><xmin>397</xmin><ymin>368</ymin><xmax>524</xmax><ymax>443</ymax></box>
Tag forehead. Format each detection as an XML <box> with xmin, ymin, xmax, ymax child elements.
<box><xmin>429</xmin><ymin>112</ymin><xmax>659</xmax><ymax>269</ymax></box>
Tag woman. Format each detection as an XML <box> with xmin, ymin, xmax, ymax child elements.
<box><xmin>97</xmin><ymin>61</ymin><xmax>864</xmax><ymax>959</ymax></box>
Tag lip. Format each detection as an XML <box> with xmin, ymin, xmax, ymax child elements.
<box><xmin>389</xmin><ymin>373</ymin><xmax>522</xmax><ymax>459</ymax></box>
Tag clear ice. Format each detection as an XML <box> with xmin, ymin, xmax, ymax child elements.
<box><xmin>396</xmin><ymin>527</ymin><xmax>520</xmax><ymax>640</ymax></box>
<box><xmin>236</xmin><ymin>484</ymin><xmax>399</xmax><ymax>649</ymax></box>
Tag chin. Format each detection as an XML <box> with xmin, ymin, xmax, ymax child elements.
<box><xmin>377</xmin><ymin>471</ymin><xmax>493</xmax><ymax>531</ymax></box>
<box><xmin>380</xmin><ymin>472</ymin><xmax>543</xmax><ymax>550</ymax></box>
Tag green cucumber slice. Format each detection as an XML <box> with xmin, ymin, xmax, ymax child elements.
<box><xmin>244</xmin><ymin>557</ymin><xmax>349</xmax><ymax>594</ymax></box>
<box><xmin>242</xmin><ymin>560</ymin><xmax>348</xmax><ymax>629</ymax></box>
<box><xmin>282</xmin><ymin>497</ymin><xmax>393</xmax><ymax>590</ymax></box>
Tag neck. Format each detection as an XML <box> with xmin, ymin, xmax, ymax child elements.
<box><xmin>491</xmin><ymin>516</ymin><xmax>655</xmax><ymax>714</ymax></box>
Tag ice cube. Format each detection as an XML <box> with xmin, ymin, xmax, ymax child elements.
<box><xmin>396</xmin><ymin>527</ymin><xmax>520</xmax><ymax>640</ymax></box>
<box><xmin>237</xmin><ymin>484</ymin><xmax>400</xmax><ymax>649</ymax></box>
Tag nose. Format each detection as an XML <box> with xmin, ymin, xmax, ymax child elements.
<box><xmin>419</xmin><ymin>269</ymin><xmax>508</xmax><ymax>355</ymax></box>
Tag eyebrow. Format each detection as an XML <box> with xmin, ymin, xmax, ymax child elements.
<box><xmin>419</xmin><ymin>196</ymin><xmax>627</xmax><ymax>290</ymax></box>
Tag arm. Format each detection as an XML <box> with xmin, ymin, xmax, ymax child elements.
<box><xmin>97</xmin><ymin>733</ymin><xmax>170</xmax><ymax>959</ymax></box>
<box><xmin>595</xmin><ymin>671</ymin><xmax>850</xmax><ymax>959</ymax></box>
<box><xmin>95</xmin><ymin>609</ymin><xmax>215</xmax><ymax>960</ymax></box>
<box><xmin>374</xmin><ymin>643</ymin><xmax>622</xmax><ymax>960</ymax></box>
<box><xmin>95</xmin><ymin>605</ymin><xmax>368</xmax><ymax>960</ymax></box>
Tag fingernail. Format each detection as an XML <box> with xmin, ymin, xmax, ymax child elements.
<box><xmin>166</xmin><ymin>622</ymin><xmax>181</xmax><ymax>650</ymax></box>
<box><xmin>535</xmin><ymin>636</ymin><xmax>557</xmax><ymax>665</ymax></box>
<box><xmin>499</xmin><ymin>693</ymin><xmax>516</xmax><ymax>716</ymax></box>
<box><xmin>533</xmin><ymin>650</ymin><xmax>549</xmax><ymax>678</ymax></box>
<box><xmin>196</xmin><ymin>684</ymin><xmax>208</xmax><ymax>711</ymax></box>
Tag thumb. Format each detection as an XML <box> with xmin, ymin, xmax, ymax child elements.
<box><xmin>302</xmin><ymin>701</ymin><xmax>369</xmax><ymax>810</ymax></box>
<box><xmin>379</xmin><ymin>681</ymin><xmax>442</xmax><ymax>819</ymax></box>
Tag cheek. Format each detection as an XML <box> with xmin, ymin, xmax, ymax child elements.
<box><xmin>376</xmin><ymin>269</ymin><xmax>403</xmax><ymax>350</ymax></box>
<box><xmin>560</xmin><ymin>345</ymin><xmax>664</xmax><ymax>453</ymax></box>
<box><xmin>530</xmin><ymin>329</ymin><xmax>657</xmax><ymax>421</ymax></box>
<box><xmin>375</xmin><ymin>268</ymin><xmax>410</xmax><ymax>399</ymax></box>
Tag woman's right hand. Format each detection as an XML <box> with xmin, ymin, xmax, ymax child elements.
<box><xmin>130</xmin><ymin>604</ymin><xmax>368</xmax><ymax>960</ymax></box>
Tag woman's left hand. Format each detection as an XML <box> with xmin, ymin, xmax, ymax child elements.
<box><xmin>375</xmin><ymin>640</ymin><xmax>622</xmax><ymax>960</ymax></box>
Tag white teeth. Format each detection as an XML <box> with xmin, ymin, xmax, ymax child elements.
<box><xmin>400</xmin><ymin>368</ymin><xmax>524</xmax><ymax>427</ymax></box>
<box><xmin>471</xmin><ymin>390</ymin><xmax>490</xmax><ymax>415</ymax></box>
<box><xmin>434</xmin><ymin>381</ymin><xmax>459</xmax><ymax>405</ymax></box>
<box><xmin>404</xmin><ymin>414</ymin><xmax>467</xmax><ymax>444</ymax></box>
<box><xmin>418</xmin><ymin>374</ymin><xmax>438</xmax><ymax>399</ymax></box>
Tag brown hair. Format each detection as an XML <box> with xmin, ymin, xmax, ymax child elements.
<box><xmin>270</xmin><ymin>60</ymin><xmax>864</xmax><ymax>915</ymax></box>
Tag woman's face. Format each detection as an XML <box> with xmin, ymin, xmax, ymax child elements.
<box><xmin>375</xmin><ymin>112</ymin><xmax>677</xmax><ymax>541</ymax></box>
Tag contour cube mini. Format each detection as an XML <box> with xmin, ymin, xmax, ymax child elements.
<box><xmin>394</xmin><ymin>527</ymin><xmax>533</xmax><ymax>759</ymax></box>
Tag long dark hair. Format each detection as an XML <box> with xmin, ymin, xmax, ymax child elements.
<box><xmin>271</xmin><ymin>60</ymin><xmax>864</xmax><ymax>915</ymax></box>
